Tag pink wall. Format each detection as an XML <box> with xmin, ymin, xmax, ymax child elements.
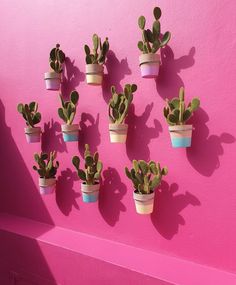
<box><xmin>1</xmin><ymin>0</ymin><xmax>236</xmax><ymax>279</ymax></box>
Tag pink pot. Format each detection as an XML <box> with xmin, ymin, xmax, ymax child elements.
<box><xmin>44</xmin><ymin>71</ymin><xmax>61</xmax><ymax>90</ymax></box>
<box><xmin>24</xmin><ymin>127</ymin><xmax>41</xmax><ymax>143</ymax></box>
<box><xmin>139</xmin><ymin>52</ymin><xmax>161</xmax><ymax>78</ymax></box>
<box><xmin>38</xmin><ymin>178</ymin><xmax>56</xmax><ymax>195</ymax></box>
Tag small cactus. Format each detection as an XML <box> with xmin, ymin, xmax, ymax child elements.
<box><xmin>84</xmin><ymin>34</ymin><xmax>109</xmax><ymax>64</ymax></box>
<box><xmin>49</xmin><ymin>44</ymin><xmax>65</xmax><ymax>73</ymax></box>
<box><xmin>109</xmin><ymin>84</ymin><xmax>137</xmax><ymax>124</ymax></box>
<box><xmin>137</xmin><ymin>7</ymin><xmax>171</xmax><ymax>54</ymax></box>
<box><xmin>163</xmin><ymin>87</ymin><xmax>200</xmax><ymax>125</ymax></box>
<box><xmin>17</xmin><ymin>102</ymin><xmax>41</xmax><ymax>127</ymax></box>
<box><xmin>33</xmin><ymin>151</ymin><xmax>59</xmax><ymax>178</ymax></box>
<box><xmin>125</xmin><ymin>160</ymin><xmax>168</xmax><ymax>194</ymax></box>
<box><xmin>58</xmin><ymin>90</ymin><xmax>79</xmax><ymax>125</ymax></box>
<box><xmin>72</xmin><ymin>144</ymin><xmax>103</xmax><ymax>185</ymax></box>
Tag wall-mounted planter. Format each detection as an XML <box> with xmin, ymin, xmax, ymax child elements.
<box><xmin>109</xmin><ymin>123</ymin><xmax>128</xmax><ymax>143</ymax></box>
<box><xmin>133</xmin><ymin>191</ymin><xmax>155</xmax><ymax>214</ymax></box>
<box><xmin>38</xmin><ymin>177</ymin><xmax>56</xmax><ymax>195</ymax></box>
<box><xmin>169</xmin><ymin>125</ymin><xmax>193</xmax><ymax>148</ymax></box>
<box><xmin>85</xmin><ymin>64</ymin><xmax>104</xmax><ymax>85</ymax></box>
<box><xmin>24</xmin><ymin>126</ymin><xmax>41</xmax><ymax>143</ymax></box>
<box><xmin>139</xmin><ymin>53</ymin><xmax>161</xmax><ymax>78</ymax></box>
<box><xmin>44</xmin><ymin>71</ymin><xmax>61</xmax><ymax>90</ymax></box>
<box><xmin>81</xmin><ymin>182</ymin><xmax>100</xmax><ymax>203</ymax></box>
<box><xmin>61</xmin><ymin>124</ymin><xmax>79</xmax><ymax>142</ymax></box>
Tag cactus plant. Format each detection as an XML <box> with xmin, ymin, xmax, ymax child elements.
<box><xmin>58</xmin><ymin>90</ymin><xmax>79</xmax><ymax>125</ymax></box>
<box><xmin>137</xmin><ymin>7</ymin><xmax>171</xmax><ymax>54</ymax></box>
<box><xmin>33</xmin><ymin>151</ymin><xmax>59</xmax><ymax>179</ymax></box>
<box><xmin>125</xmin><ymin>160</ymin><xmax>168</xmax><ymax>194</ymax></box>
<box><xmin>84</xmin><ymin>34</ymin><xmax>109</xmax><ymax>64</ymax></box>
<box><xmin>109</xmin><ymin>84</ymin><xmax>137</xmax><ymax>124</ymax></box>
<box><xmin>49</xmin><ymin>44</ymin><xmax>65</xmax><ymax>73</ymax></box>
<box><xmin>163</xmin><ymin>87</ymin><xmax>200</xmax><ymax>125</ymax></box>
<box><xmin>17</xmin><ymin>102</ymin><xmax>41</xmax><ymax>127</ymax></box>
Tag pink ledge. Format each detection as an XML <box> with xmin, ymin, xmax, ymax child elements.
<box><xmin>0</xmin><ymin>213</ymin><xmax>236</xmax><ymax>285</ymax></box>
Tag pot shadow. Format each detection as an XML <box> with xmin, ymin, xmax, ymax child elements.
<box><xmin>79</xmin><ymin>113</ymin><xmax>101</xmax><ymax>156</ymax></box>
<box><xmin>186</xmin><ymin>107</ymin><xmax>235</xmax><ymax>176</ymax></box>
<box><xmin>102</xmin><ymin>50</ymin><xmax>132</xmax><ymax>103</ymax></box>
<box><xmin>56</xmin><ymin>168</ymin><xmax>80</xmax><ymax>216</ymax></box>
<box><xmin>61</xmin><ymin>56</ymin><xmax>85</xmax><ymax>98</ymax></box>
<box><xmin>99</xmin><ymin>167</ymin><xmax>127</xmax><ymax>226</ymax></box>
<box><xmin>41</xmin><ymin>119</ymin><xmax>67</xmax><ymax>153</ymax></box>
<box><xmin>156</xmin><ymin>46</ymin><xmax>196</xmax><ymax>100</ymax></box>
<box><xmin>151</xmin><ymin>181</ymin><xmax>201</xmax><ymax>240</ymax></box>
<box><xmin>126</xmin><ymin>103</ymin><xmax>162</xmax><ymax>161</ymax></box>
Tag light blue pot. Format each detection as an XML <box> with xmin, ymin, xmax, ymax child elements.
<box><xmin>61</xmin><ymin>124</ymin><xmax>79</xmax><ymax>142</ymax></box>
<box><xmin>81</xmin><ymin>183</ymin><xmax>100</xmax><ymax>203</ymax></box>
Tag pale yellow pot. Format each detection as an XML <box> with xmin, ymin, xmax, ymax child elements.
<box><xmin>109</xmin><ymin>123</ymin><xmax>128</xmax><ymax>143</ymax></box>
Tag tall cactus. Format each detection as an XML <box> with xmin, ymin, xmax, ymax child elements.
<box><xmin>137</xmin><ymin>7</ymin><xmax>171</xmax><ymax>54</ymax></box>
<box><xmin>84</xmin><ymin>34</ymin><xmax>109</xmax><ymax>64</ymax></box>
<box><xmin>33</xmin><ymin>151</ymin><xmax>59</xmax><ymax>178</ymax></box>
<box><xmin>49</xmin><ymin>44</ymin><xmax>65</xmax><ymax>73</ymax></box>
<box><xmin>125</xmin><ymin>160</ymin><xmax>168</xmax><ymax>194</ymax></box>
<box><xmin>163</xmin><ymin>87</ymin><xmax>200</xmax><ymax>125</ymax></box>
<box><xmin>72</xmin><ymin>144</ymin><xmax>103</xmax><ymax>185</ymax></box>
<box><xmin>17</xmin><ymin>102</ymin><xmax>41</xmax><ymax>127</ymax></box>
<box><xmin>58</xmin><ymin>90</ymin><xmax>79</xmax><ymax>125</ymax></box>
<box><xmin>109</xmin><ymin>84</ymin><xmax>137</xmax><ymax>124</ymax></box>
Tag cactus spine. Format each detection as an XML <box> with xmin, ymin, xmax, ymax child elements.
<box><xmin>58</xmin><ymin>90</ymin><xmax>79</xmax><ymax>125</ymax></box>
<box><xmin>33</xmin><ymin>151</ymin><xmax>59</xmax><ymax>178</ymax></box>
<box><xmin>17</xmin><ymin>102</ymin><xmax>41</xmax><ymax>127</ymax></box>
<box><xmin>49</xmin><ymin>44</ymin><xmax>65</xmax><ymax>73</ymax></box>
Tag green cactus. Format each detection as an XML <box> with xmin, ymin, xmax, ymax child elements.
<box><xmin>58</xmin><ymin>90</ymin><xmax>79</xmax><ymax>125</ymax></box>
<box><xmin>125</xmin><ymin>160</ymin><xmax>168</xmax><ymax>194</ymax></box>
<box><xmin>72</xmin><ymin>144</ymin><xmax>103</xmax><ymax>185</ymax></box>
<box><xmin>163</xmin><ymin>87</ymin><xmax>200</xmax><ymax>126</ymax></box>
<box><xmin>84</xmin><ymin>34</ymin><xmax>109</xmax><ymax>64</ymax></box>
<box><xmin>33</xmin><ymin>151</ymin><xmax>59</xmax><ymax>179</ymax></box>
<box><xmin>137</xmin><ymin>6</ymin><xmax>171</xmax><ymax>54</ymax></box>
<box><xmin>17</xmin><ymin>102</ymin><xmax>41</xmax><ymax>127</ymax></box>
<box><xmin>49</xmin><ymin>44</ymin><xmax>65</xmax><ymax>73</ymax></box>
<box><xmin>108</xmin><ymin>84</ymin><xmax>137</xmax><ymax>124</ymax></box>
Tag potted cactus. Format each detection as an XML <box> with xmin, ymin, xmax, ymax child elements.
<box><xmin>72</xmin><ymin>144</ymin><xmax>103</xmax><ymax>203</ymax></box>
<box><xmin>17</xmin><ymin>102</ymin><xmax>41</xmax><ymax>143</ymax></box>
<box><xmin>44</xmin><ymin>44</ymin><xmax>65</xmax><ymax>90</ymax></box>
<box><xmin>58</xmin><ymin>90</ymin><xmax>79</xmax><ymax>142</ymax></box>
<box><xmin>138</xmin><ymin>7</ymin><xmax>171</xmax><ymax>78</ymax></box>
<box><xmin>84</xmin><ymin>34</ymin><xmax>109</xmax><ymax>85</ymax></box>
<box><xmin>33</xmin><ymin>151</ymin><xmax>59</xmax><ymax>195</ymax></box>
<box><xmin>125</xmin><ymin>160</ymin><xmax>168</xmax><ymax>214</ymax></box>
<box><xmin>108</xmin><ymin>83</ymin><xmax>137</xmax><ymax>143</ymax></box>
<box><xmin>163</xmin><ymin>87</ymin><xmax>200</xmax><ymax>148</ymax></box>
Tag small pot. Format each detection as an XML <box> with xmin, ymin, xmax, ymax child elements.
<box><xmin>61</xmin><ymin>124</ymin><xmax>79</xmax><ymax>142</ymax></box>
<box><xmin>133</xmin><ymin>191</ymin><xmax>155</xmax><ymax>214</ymax></box>
<box><xmin>44</xmin><ymin>71</ymin><xmax>61</xmax><ymax>90</ymax></box>
<box><xmin>139</xmin><ymin>52</ymin><xmax>161</xmax><ymax>78</ymax></box>
<box><xmin>39</xmin><ymin>178</ymin><xmax>56</xmax><ymax>195</ymax></box>
<box><xmin>109</xmin><ymin>123</ymin><xmax>128</xmax><ymax>143</ymax></box>
<box><xmin>85</xmin><ymin>64</ymin><xmax>104</xmax><ymax>85</ymax></box>
<box><xmin>24</xmin><ymin>126</ymin><xmax>41</xmax><ymax>143</ymax></box>
<box><xmin>169</xmin><ymin>125</ymin><xmax>193</xmax><ymax>148</ymax></box>
<box><xmin>81</xmin><ymin>182</ymin><xmax>100</xmax><ymax>203</ymax></box>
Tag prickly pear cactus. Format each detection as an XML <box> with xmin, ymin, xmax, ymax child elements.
<box><xmin>163</xmin><ymin>87</ymin><xmax>200</xmax><ymax>125</ymax></box>
<box><xmin>49</xmin><ymin>44</ymin><xmax>65</xmax><ymax>73</ymax></box>
<box><xmin>58</xmin><ymin>90</ymin><xmax>79</xmax><ymax>125</ymax></box>
<box><xmin>137</xmin><ymin>6</ymin><xmax>171</xmax><ymax>54</ymax></box>
<box><xmin>17</xmin><ymin>102</ymin><xmax>41</xmax><ymax>127</ymax></box>
<box><xmin>125</xmin><ymin>160</ymin><xmax>168</xmax><ymax>194</ymax></box>
<box><xmin>72</xmin><ymin>144</ymin><xmax>103</xmax><ymax>185</ymax></box>
<box><xmin>33</xmin><ymin>151</ymin><xmax>59</xmax><ymax>179</ymax></box>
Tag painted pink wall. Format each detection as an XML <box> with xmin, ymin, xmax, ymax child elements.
<box><xmin>1</xmin><ymin>0</ymin><xmax>236</xmax><ymax>277</ymax></box>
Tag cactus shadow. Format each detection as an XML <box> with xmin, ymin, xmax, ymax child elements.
<box><xmin>151</xmin><ymin>181</ymin><xmax>200</xmax><ymax>240</ymax></box>
<box><xmin>99</xmin><ymin>167</ymin><xmax>127</xmax><ymax>226</ymax></box>
<box><xmin>79</xmin><ymin>113</ymin><xmax>101</xmax><ymax>156</ymax></box>
<box><xmin>186</xmin><ymin>107</ymin><xmax>235</xmax><ymax>176</ymax></box>
<box><xmin>155</xmin><ymin>46</ymin><xmax>196</xmax><ymax>100</ymax></box>
<box><xmin>56</xmin><ymin>168</ymin><xmax>80</xmax><ymax>216</ymax></box>
<box><xmin>41</xmin><ymin>119</ymin><xmax>67</xmax><ymax>154</ymax></box>
<box><xmin>61</xmin><ymin>56</ymin><xmax>85</xmax><ymax>98</ymax></box>
<box><xmin>126</xmin><ymin>103</ymin><xmax>162</xmax><ymax>161</ymax></box>
<box><xmin>102</xmin><ymin>50</ymin><xmax>132</xmax><ymax>103</ymax></box>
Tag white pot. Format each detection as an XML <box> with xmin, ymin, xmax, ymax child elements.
<box><xmin>133</xmin><ymin>191</ymin><xmax>155</xmax><ymax>214</ymax></box>
<box><xmin>109</xmin><ymin>123</ymin><xmax>128</xmax><ymax>143</ymax></box>
<box><xmin>85</xmin><ymin>64</ymin><xmax>104</xmax><ymax>85</ymax></box>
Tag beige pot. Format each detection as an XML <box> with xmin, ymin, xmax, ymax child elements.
<box><xmin>81</xmin><ymin>182</ymin><xmax>100</xmax><ymax>203</ymax></box>
<box><xmin>38</xmin><ymin>178</ymin><xmax>56</xmax><ymax>195</ymax></box>
<box><xmin>24</xmin><ymin>126</ymin><xmax>41</xmax><ymax>143</ymax></box>
<box><xmin>44</xmin><ymin>71</ymin><xmax>61</xmax><ymax>90</ymax></box>
<box><xmin>85</xmin><ymin>64</ymin><xmax>104</xmax><ymax>85</ymax></box>
<box><xmin>133</xmin><ymin>191</ymin><xmax>155</xmax><ymax>214</ymax></box>
<box><xmin>109</xmin><ymin>123</ymin><xmax>128</xmax><ymax>143</ymax></box>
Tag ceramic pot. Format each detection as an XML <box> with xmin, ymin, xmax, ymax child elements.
<box><xmin>81</xmin><ymin>182</ymin><xmax>100</xmax><ymax>203</ymax></box>
<box><xmin>139</xmin><ymin>52</ymin><xmax>161</xmax><ymax>78</ymax></box>
<box><xmin>85</xmin><ymin>64</ymin><xmax>104</xmax><ymax>85</ymax></box>
<box><xmin>24</xmin><ymin>126</ymin><xmax>41</xmax><ymax>143</ymax></box>
<box><xmin>38</xmin><ymin>178</ymin><xmax>56</xmax><ymax>195</ymax></box>
<box><xmin>169</xmin><ymin>125</ymin><xmax>193</xmax><ymax>148</ymax></box>
<box><xmin>133</xmin><ymin>191</ymin><xmax>155</xmax><ymax>214</ymax></box>
<box><xmin>109</xmin><ymin>123</ymin><xmax>128</xmax><ymax>143</ymax></box>
<box><xmin>44</xmin><ymin>71</ymin><xmax>61</xmax><ymax>90</ymax></box>
<box><xmin>61</xmin><ymin>124</ymin><xmax>79</xmax><ymax>142</ymax></box>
